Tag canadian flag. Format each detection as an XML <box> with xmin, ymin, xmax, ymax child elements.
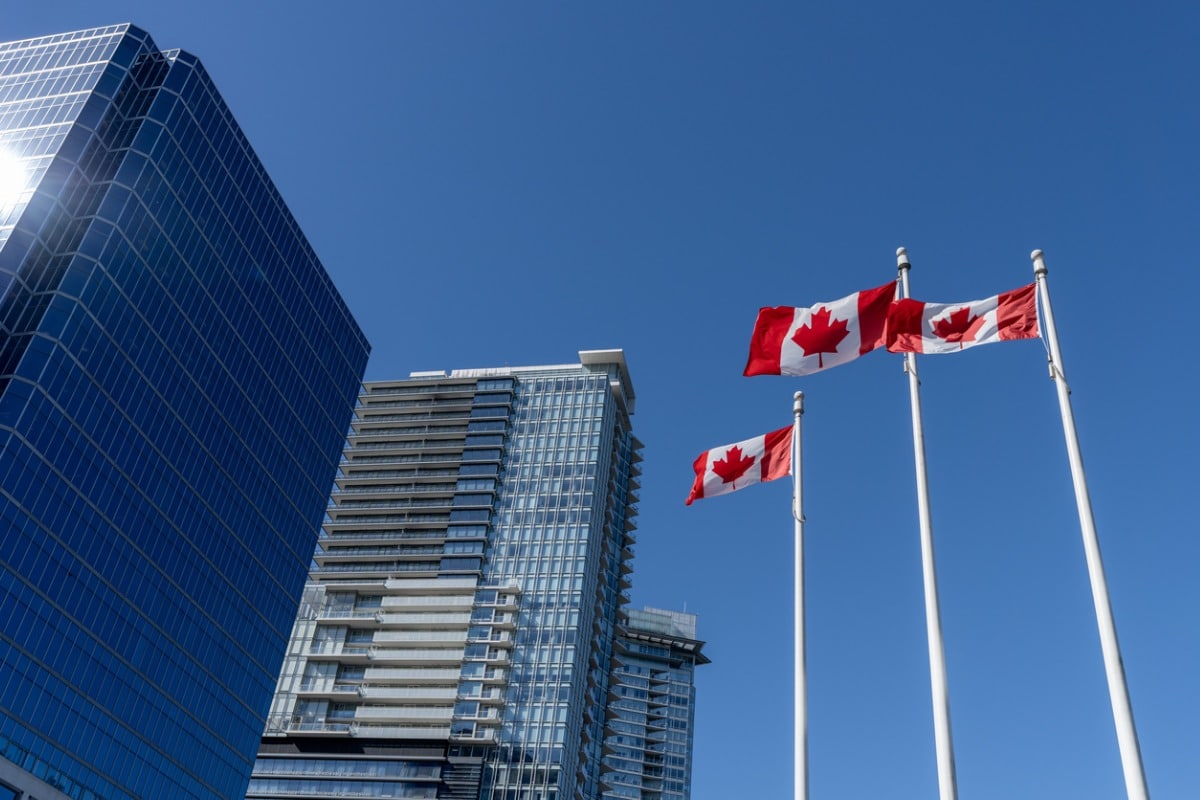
<box><xmin>686</xmin><ymin>426</ymin><xmax>791</xmax><ymax>505</ymax></box>
<box><xmin>886</xmin><ymin>283</ymin><xmax>1040</xmax><ymax>355</ymax></box>
<box><xmin>744</xmin><ymin>283</ymin><xmax>896</xmax><ymax>376</ymax></box>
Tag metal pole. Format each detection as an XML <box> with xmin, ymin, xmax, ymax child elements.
<box><xmin>793</xmin><ymin>390</ymin><xmax>808</xmax><ymax>800</ymax></box>
<box><xmin>897</xmin><ymin>247</ymin><xmax>958</xmax><ymax>800</ymax></box>
<box><xmin>1031</xmin><ymin>249</ymin><xmax>1149</xmax><ymax>799</ymax></box>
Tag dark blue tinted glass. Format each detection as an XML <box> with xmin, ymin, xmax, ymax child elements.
<box><xmin>0</xmin><ymin>25</ymin><xmax>368</xmax><ymax>800</ymax></box>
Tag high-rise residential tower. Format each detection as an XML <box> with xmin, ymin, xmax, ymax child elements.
<box><xmin>601</xmin><ymin>608</ymin><xmax>708</xmax><ymax>800</ymax></box>
<box><xmin>0</xmin><ymin>25</ymin><xmax>369</xmax><ymax>800</ymax></box>
<box><xmin>247</xmin><ymin>352</ymin><xmax>706</xmax><ymax>800</ymax></box>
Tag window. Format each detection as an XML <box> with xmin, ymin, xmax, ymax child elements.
<box><xmin>449</xmin><ymin>509</ymin><xmax>490</xmax><ymax>522</ymax></box>
<box><xmin>472</xmin><ymin>393</ymin><xmax>512</xmax><ymax>405</ymax></box>
<box><xmin>447</xmin><ymin>525</ymin><xmax>488</xmax><ymax>538</ymax></box>
<box><xmin>464</xmin><ymin>434</ymin><xmax>504</xmax><ymax>448</ymax></box>
<box><xmin>452</xmin><ymin>494</ymin><xmax>492</xmax><ymax>507</ymax></box>
<box><xmin>328</xmin><ymin>703</ymin><xmax>356</xmax><ymax>720</ymax></box>
<box><xmin>337</xmin><ymin>666</ymin><xmax>365</xmax><ymax>683</ymax></box>
<box><xmin>440</xmin><ymin>556</ymin><xmax>483</xmax><ymax>572</ymax></box>
<box><xmin>444</xmin><ymin>541</ymin><xmax>484</xmax><ymax>555</ymax></box>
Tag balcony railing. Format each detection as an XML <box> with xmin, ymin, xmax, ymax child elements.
<box><xmin>285</xmin><ymin>720</ymin><xmax>353</xmax><ymax>734</ymax></box>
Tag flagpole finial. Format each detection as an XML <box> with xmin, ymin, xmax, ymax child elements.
<box><xmin>794</xmin><ymin>390</ymin><xmax>804</xmax><ymax>415</ymax></box>
<box><xmin>896</xmin><ymin>246</ymin><xmax>911</xmax><ymax>273</ymax></box>
<box><xmin>1031</xmin><ymin>249</ymin><xmax>1048</xmax><ymax>276</ymax></box>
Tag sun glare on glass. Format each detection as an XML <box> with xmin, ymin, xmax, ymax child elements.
<box><xmin>0</xmin><ymin>149</ymin><xmax>30</xmax><ymax>213</ymax></box>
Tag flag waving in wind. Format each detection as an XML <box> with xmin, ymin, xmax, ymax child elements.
<box><xmin>744</xmin><ymin>282</ymin><xmax>896</xmax><ymax>376</ymax></box>
<box><xmin>686</xmin><ymin>426</ymin><xmax>791</xmax><ymax>505</ymax></box>
<box><xmin>886</xmin><ymin>283</ymin><xmax>1039</xmax><ymax>354</ymax></box>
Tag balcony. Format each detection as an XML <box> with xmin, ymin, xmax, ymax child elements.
<box><xmin>353</xmin><ymin>418</ymin><xmax>469</xmax><ymax>435</ymax></box>
<box><xmin>456</xmin><ymin>685</ymin><xmax>505</xmax><ymax>702</ymax></box>
<box><xmin>295</xmin><ymin>681</ymin><xmax>364</xmax><ymax>700</ymax></box>
<box><xmin>319</xmin><ymin>529</ymin><xmax>452</xmax><ymax>545</ymax></box>
<box><xmin>449</xmin><ymin>727</ymin><xmax>498</xmax><ymax>744</ymax></box>
<box><xmin>313</xmin><ymin>609</ymin><xmax>382</xmax><ymax>623</ymax></box>
<box><xmin>374</xmin><ymin>611</ymin><xmax>471</xmax><ymax>628</ymax></box>
<box><xmin>347</xmin><ymin>439</ymin><xmax>464</xmax><ymax>454</ymax></box>
<box><xmin>335</xmin><ymin>482</ymin><xmax>457</xmax><ymax>497</ymax></box>
<box><xmin>315</xmin><ymin>545</ymin><xmax>446</xmax><ymax>564</ymax></box>
<box><xmin>284</xmin><ymin>719</ymin><xmax>353</xmax><ymax>736</ymax></box>
<box><xmin>343</xmin><ymin>451</ymin><xmax>462</xmax><ymax>466</ymax></box>
<box><xmin>381</xmin><ymin>595</ymin><xmax>475</xmax><ymax>611</ymax></box>
<box><xmin>324</xmin><ymin>514</ymin><xmax>451</xmax><ymax>529</ymax></box>
<box><xmin>354</xmin><ymin>407</ymin><xmax>473</xmax><ymax>424</ymax></box>
<box><xmin>337</xmin><ymin>466</ymin><xmax>460</xmax><ymax>486</ymax></box>
<box><xmin>331</xmin><ymin>497</ymin><xmax>456</xmax><ymax>512</ymax></box>
<box><xmin>305</xmin><ymin>642</ymin><xmax>373</xmax><ymax>663</ymax></box>
<box><xmin>373</xmin><ymin>630</ymin><xmax>469</xmax><ymax>648</ymax></box>
<box><xmin>355</xmin><ymin>705</ymin><xmax>454</xmax><ymax>723</ymax></box>
<box><xmin>366</xmin><ymin>666</ymin><xmax>462</xmax><ymax>684</ymax></box>
<box><xmin>367</xmin><ymin>646</ymin><xmax>464</xmax><ymax>665</ymax></box>
<box><xmin>357</xmin><ymin>685</ymin><xmax>458</xmax><ymax>702</ymax></box>
<box><xmin>362</xmin><ymin>383</ymin><xmax>477</xmax><ymax>400</ymax></box>
<box><xmin>351</xmin><ymin>722</ymin><xmax>454</xmax><ymax>739</ymax></box>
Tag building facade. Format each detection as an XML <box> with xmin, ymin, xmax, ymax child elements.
<box><xmin>0</xmin><ymin>25</ymin><xmax>369</xmax><ymax>800</ymax></box>
<box><xmin>247</xmin><ymin>352</ymin><xmax>705</xmax><ymax>800</ymax></box>
<box><xmin>601</xmin><ymin>608</ymin><xmax>707</xmax><ymax>800</ymax></box>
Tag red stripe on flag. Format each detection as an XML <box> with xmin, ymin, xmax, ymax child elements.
<box><xmin>857</xmin><ymin>282</ymin><xmax>897</xmax><ymax>355</ymax></box>
<box><xmin>885</xmin><ymin>297</ymin><xmax>927</xmax><ymax>353</ymax></box>
<box><xmin>996</xmin><ymin>283</ymin><xmax>1039</xmax><ymax>341</ymax></box>
<box><xmin>743</xmin><ymin>306</ymin><xmax>794</xmax><ymax>376</ymax></box>
<box><xmin>760</xmin><ymin>426</ymin><xmax>792</xmax><ymax>481</ymax></box>
<box><xmin>684</xmin><ymin>451</ymin><xmax>710</xmax><ymax>506</ymax></box>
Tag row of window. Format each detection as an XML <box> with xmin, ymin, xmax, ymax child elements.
<box><xmin>251</xmin><ymin>757</ymin><xmax>440</xmax><ymax>779</ymax></box>
<box><xmin>245</xmin><ymin>777</ymin><xmax>437</xmax><ymax>798</ymax></box>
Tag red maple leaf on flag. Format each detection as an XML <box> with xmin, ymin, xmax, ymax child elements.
<box><xmin>711</xmin><ymin>445</ymin><xmax>756</xmax><ymax>484</ymax></box>
<box><xmin>932</xmin><ymin>306</ymin><xmax>987</xmax><ymax>349</ymax></box>
<box><xmin>791</xmin><ymin>306</ymin><xmax>850</xmax><ymax>368</ymax></box>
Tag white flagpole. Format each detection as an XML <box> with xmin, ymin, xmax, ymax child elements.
<box><xmin>1031</xmin><ymin>250</ymin><xmax>1150</xmax><ymax>800</ymax></box>
<box><xmin>792</xmin><ymin>390</ymin><xmax>808</xmax><ymax>800</ymax></box>
<box><xmin>897</xmin><ymin>247</ymin><xmax>959</xmax><ymax>800</ymax></box>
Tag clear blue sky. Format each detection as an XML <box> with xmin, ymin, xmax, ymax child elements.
<box><xmin>8</xmin><ymin>4</ymin><xmax>1199</xmax><ymax>798</ymax></box>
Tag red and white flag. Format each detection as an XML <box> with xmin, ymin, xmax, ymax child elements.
<box><xmin>744</xmin><ymin>283</ymin><xmax>896</xmax><ymax>376</ymax></box>
<box><xmin>886</xmin><ymin>283</ymin><xmax>1040</xmax><ymax>355</ymax></box>
<box><xmin>685</xmin><ymin>426</ymin><xmax>791</xmax><ymax>505</ymax></box>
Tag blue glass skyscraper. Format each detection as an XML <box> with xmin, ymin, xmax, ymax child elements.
<box><xmin>0</xmin><ymin>25</ymin><xmax>369</xmax><ymax>800</ymax></box>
